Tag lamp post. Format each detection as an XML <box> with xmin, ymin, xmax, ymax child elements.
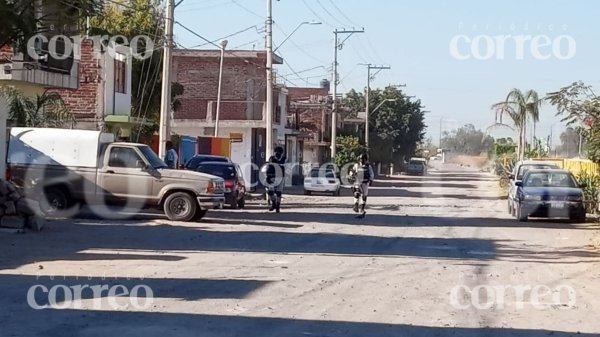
<box><xmin>214</xmin><ymin>39</ymin><xmax>228</xmax><ymax>137</ymax></box>
<box><xmin>274</xmin><ymin>21</ymin><xmax>321</xmax><ymax>52</ymax></box>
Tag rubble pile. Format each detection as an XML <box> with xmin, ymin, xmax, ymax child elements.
<box><xmin>0</xmin><ymin>180</ymin><xmax>44</xmax><ymax>231</ymax></box>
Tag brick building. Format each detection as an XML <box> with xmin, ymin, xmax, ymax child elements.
<box><xmin>49</xmin><ymin>38</ymin><xmax>135</xmax><ymax>139</ymax></box>
<box><xmin>170</xmin><ymin>49</ymin><xmax>300</xmax><ymax>187</ymax></box>
<box><xmin>288</xmin><ymin>86</ymin><xmax>332</xmax><ymax>168</ymax></box>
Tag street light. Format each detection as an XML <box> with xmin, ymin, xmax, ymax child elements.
<box><xmin>274</xmin><ymin>21</ymin><xmax>321</xmax><ymax>52</ymax></box>
<box><xmin>366</xmin><ymin>98</ymin><xmax>397</xmax><ymax>151</ymax></box>
<box><xmin>214</xmin><ymin>39</ymin><xmax>227</xmax><ymax>137</ymax></box>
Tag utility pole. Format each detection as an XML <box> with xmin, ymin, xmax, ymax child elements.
<box><xmin>265</xmin><ymin>0</ymin><xmax>274</xmax><ymax>158</ymax></box>
<box><xmin>439</xmin><ymin>117</ymin><xmax>442</xmax><ymax>148</ymax></box>
<box><xmin>330</xmin><ymin>28</ymin><xmax>364</xmax><ymax>160</ymax></box>
<box><xmin>362</xmin><ymin>64</ymin><xmax>390</xmax><ymax>150</ymax></box>
<box><xmin>158</xmin><ymin>0</ymin><xmax>174</xmax><ymax>158</ymax></box>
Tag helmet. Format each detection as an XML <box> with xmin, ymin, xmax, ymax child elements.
<box><xmin>359</xmin><ymin>153</ymin><xmax>368</xmax><ymax>163</ymax></box>
<box><xmin>274</xmin><ymin>146</ymin><xmax>284</xmax><ymax>156</ymax></box>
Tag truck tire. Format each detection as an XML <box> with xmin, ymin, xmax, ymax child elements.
<box><xmin>40</xmin><ymin>186</ymin><xmax>78</xmax><ymax>218</ymax></box>
<box><xmin>164</xmin><ymin>192</ymin><xmax>197</xmax><ymax>222</ymax></box>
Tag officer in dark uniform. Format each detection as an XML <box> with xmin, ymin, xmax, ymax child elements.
<box><xmin>265</xmin><ymin>145</ymin><xmax>286</xmax><ymax>213</ymax></box>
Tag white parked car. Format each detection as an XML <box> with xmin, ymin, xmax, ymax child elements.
<box><xmin>304</xmin><ymin>168</ymin><xmax>341</xmax><ymax>196</ymax></box>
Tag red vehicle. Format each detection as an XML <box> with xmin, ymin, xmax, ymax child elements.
<box><xmin>191</xmin><ymin>161</ymin><xmax>246</xmax><ymax>209</ymax></box>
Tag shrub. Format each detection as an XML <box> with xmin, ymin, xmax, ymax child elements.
<box><xmin>576</xmin><ymin>170</ymin><xmax>600</xmax><ymax>214</ymax></box>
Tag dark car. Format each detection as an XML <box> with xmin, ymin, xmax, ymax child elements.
<box><xmin>184</xmin><ymin>155</ymin><xmax>231</xmax><ymax>170</ymax></box>
<box><xmin>193</xmin><ymin>162</ymin><xmax>246</xmax><ymax>209</ymax></box>
<box><xmin>514</xmin><ymin>169</ymin><xmax>586</xmax><ymax>222</ymax></box>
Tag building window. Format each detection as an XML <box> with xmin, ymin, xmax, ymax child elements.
<box><xmin>114</xmin><ymin>57</ymin><xmax>126</xmax><ymax>94</ymax></box>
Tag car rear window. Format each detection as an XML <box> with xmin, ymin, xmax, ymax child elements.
<box><xmin>517</xmin><ymin>164</ymin><xmax>558</xmax><ymax>179</ymax></box>
<box><xmin>310</xmin><ymin>169</ymin><xmax>335</xmax><ymax>178</ymax></box>
<box><xmin>196</xmin><ymin>164</ymin><xmax>236</xmax><ymax>179</ymax></box>
<box><xmin>524</xmin><ymin>172</ymin><xmax>578</xmax><ymax>188</ymax></box>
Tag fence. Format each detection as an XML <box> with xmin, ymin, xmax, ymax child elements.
<box><xmin>530</xmin><ymin>158</ymin><xmax>600</xmax><ymax>175</ymax></box>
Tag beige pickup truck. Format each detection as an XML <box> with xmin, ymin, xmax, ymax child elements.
<box><xmin>7</xmin><ymin>128</ymin><xmax>225</xmax><ymax>221</ymax></box>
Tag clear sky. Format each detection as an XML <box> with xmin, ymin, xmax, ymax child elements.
<box><xmin>173</xmin><ymin>0</ymin><xmax>600</xmax><ymax>146</ymax></box>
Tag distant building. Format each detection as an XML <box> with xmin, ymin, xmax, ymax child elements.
<box><xmin>170</xmin><ymin>49</ymin><xmax>300</xmax><ymax>187</ymax></box>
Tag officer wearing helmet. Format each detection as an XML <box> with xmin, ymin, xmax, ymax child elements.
<box><xmin>263</xmin><ymin>145</ymin><xmax>286</xmax><ymax>212</ymax></box>
<box><xmin>350</xmin><ymin>153</ymin><xmax>374</xmax><ymax>214</ymax></box>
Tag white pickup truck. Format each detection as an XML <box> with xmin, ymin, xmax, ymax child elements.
<box><xmin>6</xmin><ymin>128</ymin><xmax>225</xmax><ymax>221</ymax></box>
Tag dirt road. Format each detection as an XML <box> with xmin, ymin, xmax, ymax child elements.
<box><xmin>1</xmin><ymin>163</ymin><xmax>599</xmax><ymax>336</ymax></box>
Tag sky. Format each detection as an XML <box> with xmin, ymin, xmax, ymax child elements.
<box><xmin>173</xmin><ymin>0</ymin><xmax>600</xmax><ymax>147</ymax></box>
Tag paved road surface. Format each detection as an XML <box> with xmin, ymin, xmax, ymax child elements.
<box><xmin>1</xmin><ymin>162</ymin><xmax>599</xmax><ymax>336</ymax></box>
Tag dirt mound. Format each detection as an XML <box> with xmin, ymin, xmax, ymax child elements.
<box><xmin>446</xmin><ymin>155</ymin><xmax>489</xmax><ymax>169</ymax></box>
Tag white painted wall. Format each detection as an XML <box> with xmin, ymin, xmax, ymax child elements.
<box><xmin>103</xmin><ymin>45</ymin><xmax>132</xmax><ymax>116</ymax></box>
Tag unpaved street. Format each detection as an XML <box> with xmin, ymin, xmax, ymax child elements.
<box><xmin>1</xmin><ymin>162</ymin><xmax>600</xmax><ymax>336</ymax></box>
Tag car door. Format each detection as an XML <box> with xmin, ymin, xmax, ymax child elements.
<box><xmin>97</xmin><ymin>146</ymin><xmax>155</xmax><ymax>203</ymax></box>
<box><xmin>508</xmin><ymin>163</ymin><xmax>521</xmax><ymax>204</ymax></box>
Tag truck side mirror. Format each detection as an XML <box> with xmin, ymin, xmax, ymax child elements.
<box><xmin>515</xmin><ymin>181</ymin><xmax>523</xmax><ymax>187</ymax></box>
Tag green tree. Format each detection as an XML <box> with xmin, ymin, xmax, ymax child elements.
<box><xmin>442</xmin><ymin>124</ymin><xmax>494</xmax><ymax>156</ymax></box>
<box><xmin>341</xmin><ymin>86</ymin><xmax>426</xmax><ymax>167</ymax></box>
<box><xmin>547</xmin><ymin>81</ymin><xmax>600</xmax><ymax>161</ymax></box>
<box><xmin>335</xmin><ymin>135</ymin><xmax>366</xmax><ymax>169</ymax></box>
<box><xmin>492</xmin><ymin>89</ymin><xmax>543</xmax><ymax>161</ymax></box>
<box><xmin>1</xmin><ymin>0</ymin><xmax>103</xmax><ymax>50</ymax></box>
<box><xmin>90</xmin><ymin>0</ymin><xmax>179</xmax><ymax>142</ymax></box>
<box><xmin>0</xmin><ymin>86</ymin><xmax>74</xmax><ymax>128</ymax></box>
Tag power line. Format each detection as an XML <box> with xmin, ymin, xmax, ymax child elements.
<box><xmin>301</xmin><ymin>0</ymin><xmax>335</xmax><ymax>28</ymax></box>
<box><xmin>230</xmin><ymin>0</ymin><xmax>263</xmax><ymax>19</ymax></box>
<box><xmin>273</xmin><ymin>22</ymin><xmax>328</xmax><ymax>65</ymax></box>
<box><xmin>190</xmin><ymin>24</ymin><xmax>263</xmax><ymax>48</ymax></box>
<box><xmin>175</xmin><ymin>21</ymin><xmax>307</xmax><ymax>85</ymax></box>
<box><xmin>315</xmin><ymin>0</ymin><xmax>347</xmax><ymax>28</ymax></box>
<box><xmin>326</xmin><ymin>0</ymin><xmax>360</xmax><ymax>27</ymax></box>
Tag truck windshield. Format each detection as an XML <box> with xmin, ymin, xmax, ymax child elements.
<box><xmin>138</xmin><ymin>146</ymin><xmax>168</xmax><ymax>169</ymax></box>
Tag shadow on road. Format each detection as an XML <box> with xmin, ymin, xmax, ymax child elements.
<box><xmin>0</xmin><ymin>274</ymin><xmax>271</xmax><ymax>301</ymax></box>
<box><xmin>3</xmin><ymin>310</ymin><xmax>597</xmax><ymax>337</ymax></box>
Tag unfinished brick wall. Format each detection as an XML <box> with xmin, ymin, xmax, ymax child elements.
<box><xmin>48</xmin><ymin>39</ymin><xmax>99</xmax><ymax>125</ymax></box>
<box><xmin>288</xmin><ymin>87</ymin><xmax>330</xmax><ymax>141</ymax></box>
<box><xmin>173</xmin><ymin>53</ymin><xmax>266</xmax><ymax>120</ymax></box>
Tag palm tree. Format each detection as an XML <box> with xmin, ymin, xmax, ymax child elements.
<box><xmin>0</xmin><ymin>86</ymin><xmax>75</xmax><ymax>128</ymax></box>
<box><xmin>492</xmin><ymin>89</ymin><xmax>543</xmax><ymax>160</ymax></box>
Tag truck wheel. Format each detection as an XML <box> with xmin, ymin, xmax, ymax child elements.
<box><xmin>40</xmin><ymin>186</ymin><xmax>78</xmax><ymax>217</ymax></box>
<box><xmin>164</xmin><ymin>192</ymin><xmax>197</xmax><ymax>222</ymax></box>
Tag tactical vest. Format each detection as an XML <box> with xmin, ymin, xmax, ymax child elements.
<box><xmin>356</xmin><ymin>163</ymin><xmax>371</xmax><ymax>183</ymax></box>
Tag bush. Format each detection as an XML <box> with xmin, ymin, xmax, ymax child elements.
<box><xmin>576</xmin><ymin>171</ymin><xmax>600</xmax><ymax>214</ymax></box>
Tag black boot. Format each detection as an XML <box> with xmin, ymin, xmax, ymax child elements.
<box><xmin>360</xmin><ymin>203</ymin><xmax>366</xmax><ymax>213</ymax></box>
<box><xmin>269</xmin><ymin>200</ymin><xmax>275</xmax><ymax>212</ymax></box>
<box><xmin>353</xmin><ymin>202</ymin><xmax>359</xmax><ymax>213</ymax></box>
<box><xmin>275</xmin><ymin>202</ymin><xmax>280</xmax><ymax>213</ymax></box>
